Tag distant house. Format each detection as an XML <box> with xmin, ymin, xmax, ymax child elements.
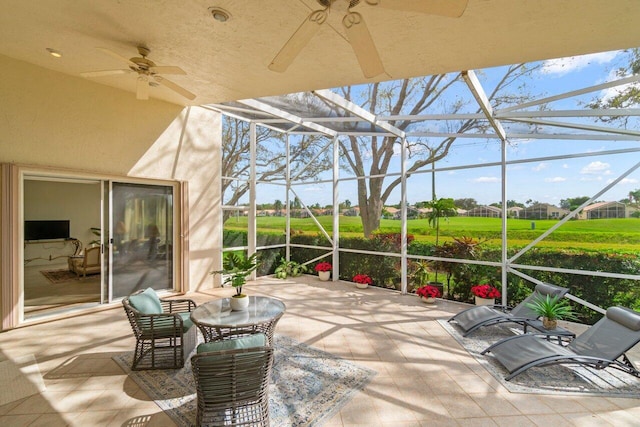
<box><xmin>507</xmin><ymin>206</ymin><xmax>523</xmax><ymax>218</ymax></box>
<box><xmin>521</xmin><ymin>203</ymin><xmax>569</xmax><ymax>220</ymax></box>
<box><xmin>466</xmin><ymin>205</ymin><xmax>502</xmax><ymax>218</ymax></box>
<box><xmin>579</xmin><ymin>201</ymin><xmax>637</xmax><ymax>219</ymax></box>
<box><xmin>343</xmin><ymin>207</ymin><xmax>360</xmax><ymax>217</ymax></box>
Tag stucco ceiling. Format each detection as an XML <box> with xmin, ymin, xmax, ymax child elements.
<box><xmin>2</xmin><ymin>0</ymin><xmax>639</xmax><ymax>106</ymax></box>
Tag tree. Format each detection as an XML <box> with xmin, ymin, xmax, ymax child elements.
<box><xmin>588</xmin><ymin>48</ymin><xmax>640</xmax><ymax>121</ymax></box>
<box><xmin>425</xmin><ymin>198</ymin><xmax>457</xmax><ymax>246</ymax></box>
<box><xmin>628</xmin><ymin>189</ymin><xmax>640</xmax><ymax>204</ymax></box>
<box><xmin>454</xmin><ymin>198</ymin><xmax>478</xmax><ymax>211</ymax></box>
<box><xmin>274</xmin><ymin>199</ymin><xmax>283</xmax><ymax>215</ymax></box>
<box><xmin>560</xmin><ymin>196</ymin><xmax>590</xmax><ymax>211</ymax></box>
<box><xmin>221</xmin><ymin>117</ymin><xmax>332</xmax><ymax>221</ymax></box>
<box><xmin>331</xmin><ymin>64</ymin><xmax>537</xmax><ymax>237</ymax></box>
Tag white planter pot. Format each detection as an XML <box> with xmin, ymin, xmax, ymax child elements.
<box><xmin>355</xmin><ymin>283</ymin><xmax>368</xmax><ymax>289</ymax></box>
<box><xmin>230</xmin><ymin>295</ymin><xmax>249</xmax><ymax>311</ymax></box>
<box><xmin>474</xmin><ymin>296</ymin><xmax>494</xmax><ymax>306</ymax></box>
<box><xmin>421</xmin><ymin>296</ymin><xmax>436</xmax><ymax>304</ymax></box>
<box><xmin>318</xmin><ymin>271</ymin><xmax>331</xmax><ymax>281</ymax></box>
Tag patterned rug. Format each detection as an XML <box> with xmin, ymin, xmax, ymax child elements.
<box><xmin>439</xmin><ymin>319</ymin><xmax>640</xmax><ymax>398</ymax></box>
<box><xmin>113</xmin><ymin>335</ymin><xmax>376</xmax><ymax>427</ymax></box>
<box><xmin>40</xmin><ymin>269</ymin><xmax>78</xmax><ymax>284</ymax></box>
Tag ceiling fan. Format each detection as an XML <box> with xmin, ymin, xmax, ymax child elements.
<box><xmin>81</xmin><ymin>46</ymin><xmax>196</xmax><ymax>101</ymax></box>
<box><xmin>268</xmin><ymin>0</ymin><xmax>468</xmax><ymax>78</ymax></box>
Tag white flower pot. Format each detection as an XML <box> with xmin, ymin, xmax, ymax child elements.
<box><xmin>474</xmin><ymin>296</ymin><xmax>494</xmax><ymax>306</ymax></box>
<box><xmin>421</xmin><ymin>296</ymin><xmax>436</xmax><ymax>304</ymax></box>
<box><xmin>355</xmin><ymin>283</ymin><xmax>368</xmax><ymax>289</ymax></box>
<box><xmin>230</xmin><ymin>295</ymin><xmax>249</xmax><ymax>311</ymax></box>
<box><xmin>318</xmin><ymin>271</ymin><xmax>331</xmax><ymax>281</ymax></box>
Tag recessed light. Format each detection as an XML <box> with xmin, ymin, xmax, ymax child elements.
<box><xmin>209</xmin><ymin>7</ymin><xmax>230</xmax><ymax>22</ymax></box>
<box><xmin>46</xmin><ymin>48</ymin><xmax>62</xmax><ymax>58</ymax></box>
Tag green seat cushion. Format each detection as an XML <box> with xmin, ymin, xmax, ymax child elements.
<box><xmin>129</xmin><ymin>288</ymin><xmax>163</xmax><ymax>314</ymax></box>
<box><xmin>197</xmin><ymin>333</ymin><xmax>267</xmax><ymax>354</ymax></box>
<box><xmin>178</xmin><ymin>312</ymin><xmax>194</xmax><ymax>332</ymax></box>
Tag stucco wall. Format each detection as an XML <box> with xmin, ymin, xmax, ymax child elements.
<box><xmin>0</xmin><ymin>55</ymin><xmax>220</xmax><ymax>301</ymax></box>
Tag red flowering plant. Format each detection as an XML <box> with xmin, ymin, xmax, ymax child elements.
<box><xmin>471</xmin><ymin>284</ymin><xmax>501</xmax><ymax>299</ymax></box>
<box><xmin>314</xmin><ymin>262</ymin><xmax>332</xmax><ymax>272</ymax></box>
<box><xmin>416</xmin><ymin>285</ymin><xmax>441</xmax><ymax>299</ymax></box>
<box><xmin>352</xmin><ymin>274</ymin><xmax>373</xmax><ymax>285</ymax></box>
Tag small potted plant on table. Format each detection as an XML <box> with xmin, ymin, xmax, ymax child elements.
<box><xmin>471</xmin><ymin>284</ymin><xmax>501</xmax><ymax>306</ymax></box>
<box><xmin>352</xmin><ymin>274</ymin><xmax>372</xmax><ymax>289</ymax></box>
<box><xmin>314</xmin><ymin>262</ymin><xmax>332</xmax><ymax>281</ymax></box>
<box><xmin>210</xmin><ymin>252</ymin><xmax>259</xmax><ymax>311</ymax></box>
<box><xmin>526</xmin><ymin>294</ymin><xmax>578</xmax><ymax>329</ymax></box>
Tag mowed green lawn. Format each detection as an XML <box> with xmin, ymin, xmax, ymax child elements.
<box><xmin>224</xmin><ymin>215</ymin><xmax>640</xmax><ymax>252</ymax></box>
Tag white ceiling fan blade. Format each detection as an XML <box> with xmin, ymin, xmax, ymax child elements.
<box><xmin>154</xmin><ymin>76</ymin><xmax>196</xmax><ymax>100</ymax></box>
<box><xmin>342</xmin><ymin>12</ymin><xmax>384</xmax><ymax>78</ymax></box>
<box><xmin>150</xmin><ymin>65</ymin><xmax>187</xmax><ymax>75</ymax></box>
<box><xmin>96</xmin><ymin>47</ymin><xmax>138</xmax><ymax>67</ymax></box>
<box><xmin>80</xmin><ymin>69</ymin><xmax>130</xmax><ymax>78</ymax></box>
<box><xmin>367</xmin><ymin>0</ymin><xmax>468</xmax><ymax>18</ymax></box>
<box><xmin>268</xmin><ymin>9</ymin><xmax>328</xmax><ymax>72</ymax></box>
<box><xmin>137</xmin><ymin>76</ymin><xmax>149</xmax><ymax>100</ymax></box>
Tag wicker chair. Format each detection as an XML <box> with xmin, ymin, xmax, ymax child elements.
<box><xmin>191</xmin><ymin>334</ymin><xmax>274</xmax><ymax>427</ymax></box>
<box><xmin>122</xmin><ymin>288</ymin><xmax>197</xmax><ymax>370</ymax></box>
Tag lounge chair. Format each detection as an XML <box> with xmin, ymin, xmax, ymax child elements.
<box><xmin>448</xmin><ymin>283</ymin><xmax>569</xmax><ymax>336</ymax></box>
<box><xmin>482</xmin><ymin>306</ymin><xmax>640</xmax><ymax>380</ymax></box>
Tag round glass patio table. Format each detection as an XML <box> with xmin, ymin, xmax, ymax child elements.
<box><xmin>190</xmin><ymin>296</ymin><xmax>286</xmax><ymax>345</ymax></box>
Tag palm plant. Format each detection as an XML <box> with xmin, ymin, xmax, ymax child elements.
<box><xmin>526</xmin><ymin>294</ymin><xmax>578</xmax><ymax>328</ymax></box>
<box><xmin>210</xmin><ymin>252</ymin><xmax>259</xmax><ymax>297</ymax></box>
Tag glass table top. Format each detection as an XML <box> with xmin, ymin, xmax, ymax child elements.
<box><xmin>190</xmin><ymin>296</ymin><xmax>286</xmax><ymax>328</ymax></box>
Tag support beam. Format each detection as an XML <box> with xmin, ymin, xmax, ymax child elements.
<box><xmin>312</xmin><ymin>89</ymin><xmax>406</xmax><ymax>138</ymax></box>
<box><xmin>462</xmin><ymin>70</ymin><xmax>507</xmax><ymax>141</ymax></box>
<box><xmin>238</xmin><ymin>99</ymin><xmax>338</xmax><ymax>137</ymax></box>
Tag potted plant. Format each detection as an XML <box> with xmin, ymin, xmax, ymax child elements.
<box><xmin>416</xmin><ymin>285</ymin><xmax>441</xmax><ymax>304</ymax></box>
<box><xmin>352</xmin><ymin>274</ymin><xmax>372</xmax><ymax>289</ymax></box>
<box><xmin>274</xmin><ymin>258</ymin><xmax>308</xmax><ymax>279</ymax></box>
<box><xmin>210</xmin><ymin>252</ymin><xmax>259</xmax><ymax>311</ymax></box>
<box><xmin>470</xmin><ymin>284</ymin><xmax>501</xmax><ymax>306</ymax></box>
<box><xmin>525</xmin><ymin>294</ymin><xmax>578</xmax><ymax>329</ymax></box>
<box><xmin>314</xmin><ymin>262</ymin><xmax>332</xmax><ymax>281</ymax></box>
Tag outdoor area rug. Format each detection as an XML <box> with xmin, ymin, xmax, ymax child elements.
<box><xmin>113</xmin><ymin>334</ymin><xmax>376</xmax><ymax>426</ymax></box>
<box><xmin>439</xmin><ymin>319</ymin><xmax>640</xmax><ymax>398</ymax></box>
<box><xmin>40</xmin><ymin>269</ymin><xmax>78</xmax><ymax>284</ymax></box>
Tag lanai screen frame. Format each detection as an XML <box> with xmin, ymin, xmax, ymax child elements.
<box><xmin>210</xmin><ymin>68</ymin><xmax>640</xmax><ymax>313</ymax></box>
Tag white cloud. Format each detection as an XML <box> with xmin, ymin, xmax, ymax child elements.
<box><xmin>580</xmin><ymin>176</ymin><xmax>603</xmax><ymax>182</ymax></box>
<box><xmin>532</xmin><ymin>162</ymin><xmax>549</xmax><ymax>172</ymax></box>
<box><xmin>472</xmin><ymin>177</ymin><xmax>499</xmax><ymax>183</ymax></box>
<box><xmin>562</xmin><ymin>163</ymin><xmax>570</xmax><ymax>169</ymax></box>
<box><xmin>541</xmin><ymin>51</ymin><xmax>619</xmax><ymax>76</ymax></box>
<box><xmin>580</xmin><ymin>161</ymin><xmax>611</xmax><ymax>175</ymax></box>
<box><xmin>607</xmin><ymin>177</ymin><xmax>639</xmax><ymax>185</ymax></box>
<box><xmin>544</xmin><ymin>177</ymin><xmax>566</xmax><ymax>183</ymax></box>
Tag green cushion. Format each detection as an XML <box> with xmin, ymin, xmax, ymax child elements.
<box><xmin>128</xmin><ymin>288</ymin><xmax>163</xmax><ymax>314</ymax></box>
<box><xmin>197</xmin><ymin>333</ymin><xmax>267</xmax><ymax>354</ymax></box>
<box><xmin>178</xmin><ymin>312</ymin><xmax>194</xmax><ymax>332</ymax></box>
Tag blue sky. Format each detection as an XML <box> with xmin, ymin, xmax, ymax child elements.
<box><xmin>248</xmin><ymin>48</ymin><xmax>640</xmax><ymax>207</ymax></box>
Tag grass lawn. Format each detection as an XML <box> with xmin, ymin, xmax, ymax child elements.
<box><xmin>224</xmin><ymin>215</ymin><xmax>640</xmax><ymax>252</ymax></box>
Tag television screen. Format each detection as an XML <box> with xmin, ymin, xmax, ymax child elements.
<box><xmin>24</xmin><ymin>220</ymin><xmax>70</xmax><ymax>241</ymax></box>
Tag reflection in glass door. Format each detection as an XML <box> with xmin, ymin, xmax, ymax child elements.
<box><xmin>110</xmin><ymin>182</ymin><xmax>174</xmax><ymax>299</ymax></box>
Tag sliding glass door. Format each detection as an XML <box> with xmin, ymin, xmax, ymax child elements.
<box><xmin>110</xmin><ymin>182</ymin><xmax>174</xmax><ymax>299</ymax></box>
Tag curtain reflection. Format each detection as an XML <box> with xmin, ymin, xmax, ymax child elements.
<box><xmin>112</xmin><ymin>183</ymin><xmax>173</xmax><ymax>298</ymax></box>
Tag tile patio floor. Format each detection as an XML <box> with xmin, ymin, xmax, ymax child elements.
<box><xmin>1</xmin><ymin>276</ymin><xmax>639</xmax><ymax>426</ymax></box>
